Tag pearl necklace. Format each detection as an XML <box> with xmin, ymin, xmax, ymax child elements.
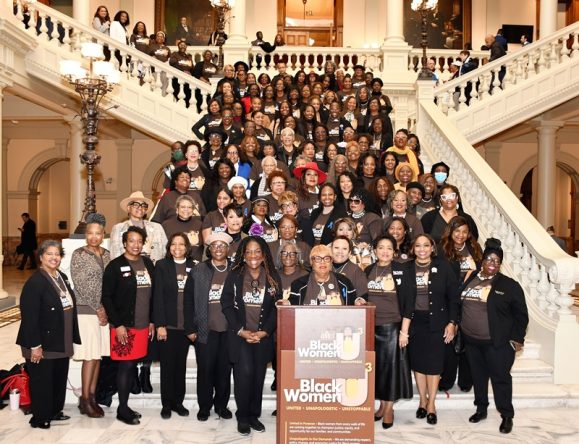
<box><xmin>455</xmin><ymin>243</ymin><xmax>466</xmax><ymax>252</ymax></box>
<box><xmin>211</xmin><ymin>261</ymin><xmax>227</xmax><ymax>272</ymax></box>
<box><xmin>477</xmin><ymin>271</ymin><xmax>495</xmax><ymax>281</ymax></box>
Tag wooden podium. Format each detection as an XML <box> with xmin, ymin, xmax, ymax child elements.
<box><xmin>276</xmin><ymin>306</ymin><xmax>375</xmax><ymax>444</ymax></box>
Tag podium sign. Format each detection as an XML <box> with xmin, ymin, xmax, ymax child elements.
<box><xmin>277</xmin><ymin>306</ymin><xmax>375</xmax><ymax>444</ymax></box>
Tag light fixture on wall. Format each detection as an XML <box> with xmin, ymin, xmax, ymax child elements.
<box><xmin>209</xmin><ymin>0</ymin><xmax>235</xmax><ymax>69</ymax></box>
<box><xmin>411</xmin><ymin>0</ymin><xmax>439</xmax><ymax>80</ymax></box>
<box><xmin>59</xmin><ymin>42</ymin><xmax>120</xmax><ymax>234</ymax></box>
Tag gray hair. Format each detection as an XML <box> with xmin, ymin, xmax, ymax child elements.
<box><xmin>175</xmin><ymin>194</ymin><xmax>195</xmax><ymax>209</ymax></box>
<box><xmin>86</xmin><ymin>212</ymin><xmax>106</xmax><ymax>228</ymax></box>
<box><xmin>38</xmin><ymin>239</ymin><xmax>64</xmax><ymax>258</ymax></box>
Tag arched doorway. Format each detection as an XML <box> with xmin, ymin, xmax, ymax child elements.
<box><xmin>519</xmin><ymin>163</ymin><xmax>578</xmax><ymax>253</ymax></box>
<box><xmin>28</xmin><ymin>158</ymin><xmax>70</xmax><ymax>236</ymax></box>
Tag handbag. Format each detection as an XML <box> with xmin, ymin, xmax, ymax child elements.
<box><xmin>453</xmin><ymin>328</ymin><xmax>465</xmax><ymax>354</ymax></box>
<box><xmin>0</xmin><ymin>364</ymin><xmax>31</xmax><ymax>406</ymax></box>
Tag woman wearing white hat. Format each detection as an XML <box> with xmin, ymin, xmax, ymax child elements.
<box><xmin>110</xmin><ymin>191</ymin><xmax>168</xmax><ymax>264</ymax></box>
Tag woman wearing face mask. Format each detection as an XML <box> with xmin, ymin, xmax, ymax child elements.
<box><xmin>430</xmin><ymin>161</ymin><xmax>450</xmax><ymax>194</ymax></box>
<box><xmin>460</xmin><ymin>239</ymin><xmax>528</xmax><ymax>435</ymax></box>
<box><xmin>421</xmin><ymin>184</ymin><xmax>478</xmax><ymax>244</ymax></box>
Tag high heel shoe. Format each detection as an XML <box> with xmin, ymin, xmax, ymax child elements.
<box><xmin>416</xmin><ymin>407</ymin><xmax>427</xmax><ymax>419</ymax></box>
<box><xmin>382</xmin><ymin>412</ymin><xmax>394</xmax><ymax>429</ymax></box>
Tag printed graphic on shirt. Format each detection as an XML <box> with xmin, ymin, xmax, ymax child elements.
<box><xmin>460</xmin><ymin>255</ymin><xmax>477</xmax><ymax>272</ymax></box>
<box><xmin>135</xmin><ymin>269</ymin><xmax>152</xmax><ymax>288</ymax></box>
<box><xmin>177</xmin><ymin>273</ymin><xmax>187</xmax><ymax>292</ymax></box>
<box><xmin>186</xmin><ymin>230</ymin><xmax>200</xmax><ymax>246</ymax></box>
<box><xmin>243</xmin><ymin>287</ymin><xmax>265</xmax><ymax>305</ymax></box>
<box><xmin>415</xmin><ymin>269</ymin><xmax>429</xmax><ymax>289</ymax></box>
<box><xmin>367</xmin><ymin>274</ymin><xmax>395</xmax><ymax>292</ymax></box>
<box><xmin>462</xmin><ymin>284</ymin><xmax>491</xmax><ymax>303</ymax></box>
<box><xmin>208</xmin><ymin>283</ymin><xmax>224</xmax><ymax>302</ymax></box>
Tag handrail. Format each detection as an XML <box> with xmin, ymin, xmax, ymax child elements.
<box><xmin>435</xmin><ymin>21</ymin><xmax>579</xmax><ymax>95</ymax></box>
<box><xmin>13</xmin><ymin>0</ymin><xmax>214</xmax><ymax>95</ymax></box>
<box><xmin>417</xmin><ymin>97</ymin><xmax>579</xmax><ymax>323</ymax></box>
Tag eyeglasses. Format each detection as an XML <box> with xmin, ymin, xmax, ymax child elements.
<box><xmin>227</xmin><ymin>151</ymin><xmax>238</xmax><ymax>155</ymax></box>
<box><xmin>483</xmin><ymin>256</ymin><xmax>501</xmax><ymax>265</ymax></box>
<box><xmin>129</xmin><ymin>201</ymin><xmax>149</xmax><ymax>209</ymax></box>
<box><xmin>348</xmin><ymin>198</ymin><xmax>362</xmax><ymax>205</ymax></box>
<box><xmin>440</xmin><ymin>193</ymin><xmax>457</xmax><ymax>201</ymax></box>
<box><xmin>281</xmin><ymin>202</ymin><xmax>296</xmax><ymax>209</ymax></box>
<box><xmin>271</xmin><ymin>181</ymin><xmax>286</xmax><ymax>186</ymax></box>
<box><xmin>281</xmin><ymin>251</ymin><xmax>298</xmax><ymax>258</ymax></box>
<box><xmin>210</xmin><ymin>243</ymin><xmax>227</xmax><ymax>250</ymax></box>
<box><xmin>312</xmin><ymin>255</ymin><xmax>332</xmax><ymax>264</ymax></box>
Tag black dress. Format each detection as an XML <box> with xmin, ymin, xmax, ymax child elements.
<box><xmin>407</xmin><ymin>258</ymin><xmax>459</xmax><ymax>375</ymax></box>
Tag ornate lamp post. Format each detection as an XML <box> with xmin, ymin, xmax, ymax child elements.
<box><xmin>59</xmin><ymin>42</ymin><xmax>120</xmax><ymax>234</ymax></box>
<box><xmin>411</xmin><ymin>0</ymin><xmax>439</xmax><ymax>80</ymax></box>
<box><xmin>210</xmin><ymin>0</ymin><xmax>235</xmax><ymax>69</ymax></box>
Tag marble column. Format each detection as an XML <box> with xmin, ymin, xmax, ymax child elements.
<box><xmin>65</xmin><ymin>116</ymin><xmax>83</xmax><ymax>234</ymax></box>
<box><xmin>0</xmin><ymin>85</ymin><xmax>9</xmax><ymax>299</ymax></box>
<box><xmin>115</xmin><ymin>139</ymin><xmax>133</xmax><ymax>221</ymax></box>
<box><xmin>72</xmin><ymin>0</ymin><xmax>91</xmax><ymax>26</ymax></box>
<box><xmin>223</xmin><ymin>0</ymin><xmax>250</xmax><ymax>67</ymax></box>
<box><xmin>535</xmin><ymin>121</ymin><xmax>563</xmax><ymax>228</ymax></box>
<box><xmin>540</xmin><ymin>0</ymin><xmax>558</xmax><ymax>38</ymax></box>
<box><xmin>384</xmin><ymin>0</ymin><xmax>404</xmax><ymax>43</ymax></box>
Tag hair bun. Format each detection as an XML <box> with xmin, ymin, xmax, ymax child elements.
<box><xmin>86</xmin><ymin>212</ymin><xmax>107</xmax><ymax>227</ymax></box>
<box><xmin>485</xmin><ymin>237</ymin><xmax>502</xmax><ymax>250</ymax></box>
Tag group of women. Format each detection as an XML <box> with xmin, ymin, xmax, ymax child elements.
<box><xmin>16</xmin><ymin>46</ymin><xmax>528</xmax><ymax>437</ymax></box>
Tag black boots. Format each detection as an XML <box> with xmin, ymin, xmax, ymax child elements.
<box><xmin>139</xmin><ymin>365</ymin><xmax>153</xmax><ymax>394</ymax></box>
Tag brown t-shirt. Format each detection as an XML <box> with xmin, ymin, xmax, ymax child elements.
<box><xmin>460</xmin><ymin>275</ymin><xmax>493</xmax><ymax>341</ymax></box>
<box><xmin>334</xmin><ymin>261</ymin><xmax>367</xmax><ymax>297</ymax></box>
<box><xmin>242</xmin><ymin>270</ymin><xmax>266</xmax><ymax>331</ymax></box>
<box><xmin>202</xmin><ymin>210</ymin><xmax>227</xmax><ymax>234</ymax></box>
<box><xmin>352</xmin><ymin>211</ymin><xmax>382</xmax><ymax>244</ymax></box>
<box><xmin>312</xmin><ymin>212</ymin><xmax>331</xmax><ymax>245</ymax></box>
<box><xmin>280</xmin><ymin>268</ymin><xmax>308</xmax><ymax>300</ymax></box>
<box><xmin>266</xmin><ymin>194</ymin><xmax>283</xmax><ymax>224</ymax></box>
<box><xmin>414</xmin><ymin>263</ymin><xmax>430</xmax><ymax>311</ymax></box>
<box><xmin>128</xmin><ymin>257</ymin><xmax>152</xmax><ymax>329</ymax></box>
<box><xmin>162</xmin><ymin>217</ymin><xmax>204</xmax><ymax>262</ymax></box>
<box><xmin>298</xmin><ymin>191</ymin><xmax>320</xmax><ymax>215</ymax></box>
<box><xmin>169</xmin><ymin>261</ymin><xmax>187</xmax><ymax>330</ymax></box>
<box><xmin>367</xmin><ymin>265</ymin><xmax>401</xmax><ymax>325</ymax></box>
<box><xmin>457</xmin><ymin>247</ymin><xmax>477</xmax><ymax>282</ymax></box>
<box><xmin>303</xmin><ymin>272</ymin><xmax>342</xmax><ymax>306</ymax></box>
<box><xmin>187</xmin><ymin>166</ymin><xmax>206</xmax><ymax>191</ymax></box>
<box><xmin>207</xmin><ymin>265</ymin><xmax>229</xmax><ymax>332</ymax></box>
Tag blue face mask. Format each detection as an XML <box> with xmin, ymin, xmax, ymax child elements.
<box><xmin>172</xmin><ymin>150</ymin><xmax>184</xmax><ymax>162</ymax></box>
<box><xmin>434</xmin><ymin>172</ymin><xmax>448</xmax><ymax>183</ymax></box>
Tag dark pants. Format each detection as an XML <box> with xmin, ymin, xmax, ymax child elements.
<box><xmin>233</xmin><ymin>339</ymin><xmax>270</xmax><ymax>424</ymax></box>
<box><xmin>20</xmin><ymin>250</ymin><xmax>36</xmax><ymax>269</ymax></box>
<box><xmin>194</xmin><ymin>330</ymin><xmax>231</xmax><ymax>414</ymax></box>
<box><xmin>440</xmin><ymin>343</ymin><xmax>472</xmax><ymax>391</ymax></box>
<box><xmin>159</xmin><ymin>329</ymin><xmax>190</xmax><ymax>409</ymax></box>
<box><xmin>26</xmin><ymin>357</ymin><xmax>69</xmax><ymax>422</ymax></box>
<box><xmin>465</xmin><ymin>336</ymin><xmax>516</xmax><ymax>418</ymax></box>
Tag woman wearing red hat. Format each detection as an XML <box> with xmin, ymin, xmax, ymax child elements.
<box><xmin>293</xmin><ymin>161</ymin><xmax>327</xmax><ymax>215</ymax></box>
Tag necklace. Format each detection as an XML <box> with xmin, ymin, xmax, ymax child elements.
<box><xmin>455</xmin><ymin>243</ymin><xmax>466</xmax><ymax>252</ymax></box>
<box><xmin>334</xmin><ymin>262</ymin><xmax>348</xmax><ymax>274</ymax></box>
<box><xmin>211</xmin><ymin>260</ymin><xmax>227</xmax><ymax>272</ymax></box>
<box><xmin>46</xmin><ymin>270</ymin><xmax>68</xmax><ymax>299</ymax></box>
<box><xmin>477</xmin><ymin>271</ymin><xmax>495</xmax><ymax>281</ymax></box>
<box><xmin>422</xmin><ymin>197</ymin><xmax>433</xmax><ymax>203</ymax></box>
<box><xmin>374</xmin><ymin>263</ymin><xmax>391</xmax><ymax>282</ymax></box>
<box><xmin>416</xmin><ymin>260</ymin><xmax>431</xmax><ymax>268</ymax></box>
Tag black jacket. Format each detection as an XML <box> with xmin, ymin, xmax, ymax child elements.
<box><xmin>421</xmin><ymin>209</ymin><xmax>479</xmax><ymax>243</ymax></box>
<box><xmin>288</xmin><ymin>272</ymin><xmax>361</xmax><ymax>306</ymax></box>
<box><xmin>308</xmin><ymin>204</ymin><xmax>348</xmax><ymax>246</ymax></box>
<box><xmin>364</xmin><ymin>261</ymin><xmax>415</xmax><ymax>319</ymax></box>
<box><xmin>183</xmin><ymin>259</ymin><xmax>232</xmax><ymax>343</ymax></box>
<box><xmin>409</xmin><ymin>257</ymin><xmax>459</xmax><ymax>332</ymax></box>
<box><xmin>101</xmin><ymin>255</ymin><xmax>156</xmax><ymax>328</ymax></box>
<box><xmin>461</xmin><ymin>272</ymin><xmax>528</xmax><ymax>347</ymax></box>
<box><xmin>16</xmin><ymin>270</ymin><xmax>81</xmax><ymax>352</ymax></box>
<box><xmin>221</xmin><ymin>267</ymin><xmax>282</xmax><ymax>363</ymax></box>
<box><xmin>152</xmin><ymin>258</ymin><xmax>195</xmax><ymax>330</ymax></box>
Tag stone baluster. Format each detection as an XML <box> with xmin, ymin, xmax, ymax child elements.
<box><xmin>526</xmin><ymin>50</ymin><xmax>537</xmax><ymax>78</ymax></box>
<box><xmin>515</xmin><ymin>58</ymin><xmax>524</xmax><ymax>83</ymax></box>
<box><xmin>199</xmin><ymin>91</ymin><xmax>208</xmax><ymax>114</ymax></box>
<box><xmin>556</xmin><ymin>279</ymin><xmax>575</xmax><ymax>316</ymax></box>
<box><xmin>457</xmin><ymin>83</ymin><xmax>466</xmax><ymax>111</ymax></box>
<box><xmin>549</xmin><ymin>41</ymin><xmax>559</xmax><ymax>67</ymax></box>
<box><xmin>469</xmin><ymin>77</ymin><xmax>479</xmax><ymax>104</ymax></box>
<box><xmin>142</xmin><ymin>63</ymin><xmax>152</xmax><ymax>87</ymax></box>
<box><xmin>491</xmin><ymin>66</ymin><xmax>502</xmax><ymax>94</ymax></box>
<box><xmin>546</xmin><ymin>285</ymin><xmax>559</xmax><ymax>318</ymax></box>
<box><xmin>165</xmin><ymin>74</ymin><xmax>174</xmax><ymax>100</ymax></box>
<box><xmin>15</xmin><ymin>0</ymin><xmax>24</xmax><ymax>21</ymax></box>
<box><xmin>479</xmin><ymin>72</ymin><xmax>490</xmax><ymax>101</ymax></box>
<box><xmin>537</xmin><ymin>266</ymin><xmax>551</xmax><ymax>311</ymax></box>
<box><xmin>27</xmin><ymin>3</ymin><xmax>37</xmax><ymax>36</ymax></box>
<box><xmin>571</xmin><ymin>31</ymin><xmax>579</xmax><ymax>57</ymax></box>
<box><xmin>62</xmin><ymin>24</ymin><xmax>72</xmax><ymax>50</ymax></box>
<box><xmin>528</xmin><ymin>256</ymin><xmax>541</xmax><ymax>300</ymax></box>
<box><xmin>38</xmin><ymin>11</ymin><xmax>49</xmax><ymax>41</ymax></box>
<box><xmin>560</xmin><ymin>35</ymin><xmax>570</xmax><ymax>61</ymax></box>
<box><xmin>119</xmin><ymin>50</ymin><xmax>128</xmax><ymax>74</ymax></box>
<box><xmin>49</xmin><ymin>17</ymin><xmax>60</xmax><ymax>45</ymax></box>
<box><xmin>537</xmin><ymin>46</ymin><xmax>546</xmax><ymax>73</ymax></box>
<box><xmin>175</xmin><ymin>78</ymin><xmax>185</xmax><ymax>104</ymax></box>
<box><xmin>519</xmin><ymin>244</ymin><xmax>532</xmax><ymax>285</ymax></box>
<box><xmin>130</xmin><ymin>56</ymin><xmax>140</xmax><ymax>82</ymax></box>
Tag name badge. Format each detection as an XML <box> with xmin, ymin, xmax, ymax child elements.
<box><xmin>120</xmin><ymin>266</ymin><xmax>131</xmax><ymax>272</ymax></box>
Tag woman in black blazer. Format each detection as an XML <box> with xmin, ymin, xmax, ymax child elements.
<box><xmin>460</xmin><ymin>238</ymin><xmax>528</xmax><ymax>435</ymax></box>
<box><xmin>16</xmin><ymin>240</ymin><xmax>81</xmax><ymax>429</ymax></box>
<box><xmin>364</xmin><ymin>235</ymin><xmax>414</xmax><ymax>429</ymax></box>
<box><xmin>308</xmin><ymin>183</ymin><xmax>347</xmax><ymax>246</ymax></box>
<box><xmin>183</xmin><ymin>232</ymin><xmax>234</xmax><ymax>422</ymax></box>
<box><xmin>153</xmin><ymin>233</ymin><xmax>196</xmax><ymax>419</ymax></box>
<box><xmin>101</xmin><ymin>226</ymin><xmax>155</xmax><ymax>425</ymax></box>
<box><xmin>221</xmin><ymin>236</ymin><xmax>282</xmax><ymax>436</ymax></box>
<box><xmin>407</xmin><ymin>234</ymin><xmax>459</xmax><ymax>425</ymax></box>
